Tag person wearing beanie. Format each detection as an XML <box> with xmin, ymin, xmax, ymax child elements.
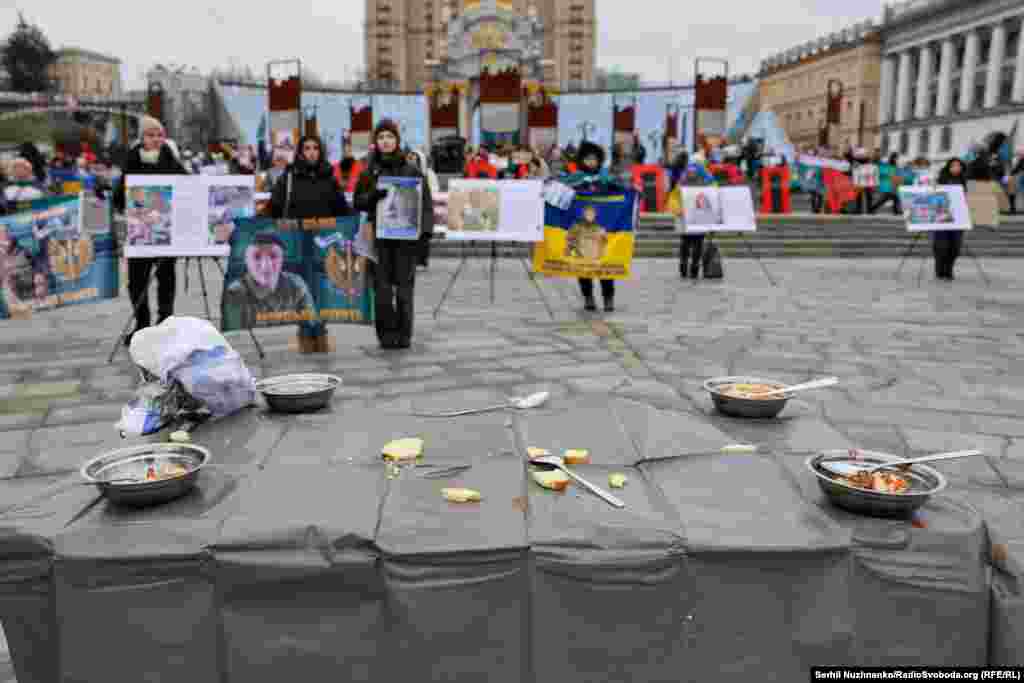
<box><xmin>354</xmin><ymin>118</ymin><xmax>434</xmax><ymax>349</ymax></box>
<box><xmin>112</xmin><ymin>115</ymin><xmax>190</xmax><ymax>346</ymax></box>
<box><xmin>568</xmin><ymin>141</ymin><xmax>616</xmax><ymax>313</ymax></box>
<box><xmin>269</xmin><ymin>134</ymin><xmax>351</xmax><ymax>353</ymax></box>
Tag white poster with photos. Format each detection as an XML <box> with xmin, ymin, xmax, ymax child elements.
<box><xmin>444</xmin><ymin>179</ymin><xmax>544</xmax><ymax>242</ymax></box>
<box><xmin>124</xmin><ymin>175</ymin><xmax>255</xmax><ymax>258</ymax></box>
<box><xmin>899</xmin><ymin>185</ymin><xmax>972</xmax><ymax>233</ymax></box>
<box><xmin>676</xmin><ymin>186</ymin><xmax>757</xmax><ymax>234</ymax></box>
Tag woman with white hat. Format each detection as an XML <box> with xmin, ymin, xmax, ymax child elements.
<box><xmin>113</xmin><ymin>115</ymin><xmax>190</xmax><ymax>345</ymax></box>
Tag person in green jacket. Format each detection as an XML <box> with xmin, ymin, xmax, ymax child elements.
<box><xmin>870</xmin><ymin>153</ymin><xmax>904</xmax><ymax>215</ymax></box>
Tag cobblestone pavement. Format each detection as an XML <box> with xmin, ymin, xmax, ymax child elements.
<box><xmin>1</xmin><ymin>256</ymin><xmax>1023</xmax><ymax>679</ymax></box>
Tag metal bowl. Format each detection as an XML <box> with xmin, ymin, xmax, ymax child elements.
<box><xmin>703</xmin><ymin>376</ymin><xmax>790</xmax><ymax>419</ymax></box>
<box><xmin>80</xmin><ymin>443</ymin><xmax>210</xmax><ymax>507</ymax></box>
<box><xmin>806</xmin><ymin>450</ymin><xmax>947</xmax><ymax>518</ymax></box>
<box><xmin>255</xmin><ymin>374</ymin><xmax>342</xmax><ymax>413</ymax></box>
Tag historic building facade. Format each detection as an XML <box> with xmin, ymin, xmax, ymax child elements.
<box><xmin>758</xmin><ymin>21</ymin><xmax>883</xmax><ymax>152</ymax></box>
<box><xmin>878</xmin><ymin>0</ymin><xmax>1024</xmax><ymax>163</ymax></box>
<box><xmin>364</xmin><ymin>0</ymin><xmax>595</xmax><ymax>91</ymax></box>
<box><xmin>48</xmin><ymin>48</ymin><xmax>122</xmax><ymax>98</ymax></box>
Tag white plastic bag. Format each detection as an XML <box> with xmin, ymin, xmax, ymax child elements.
<box><xmin>116</xmin><ymin>317</ymin><xmax>256</xmax><ymax>435</ymax></box>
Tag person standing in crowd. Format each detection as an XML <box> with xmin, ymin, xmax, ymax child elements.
<box><xmin>669</xmin><ymin>150</ymin><xmax>715</xmax><ymax>279</ymax></box>
<box><xmin>407</xmin><ymin>149</ymin><xmax>439</xmax><ymax>270</ymax></box>
<box><xmin>18</xmin><ymin>143</ymin><xmax>47</xmax><ymax>185</ymax></box>
<box><xmin>547</xmin><ymin>146</ymin><xmax>567</xmax><ymax>176</ymax></box>
<box><xmin>632</xmin><ymin>132</ymin><xmax>646</xmax><ymax>165</ymax></box>
<box><xmin>354</xmin><ymin>119</ymin><xmax>434</xmax><ymax>350</ymax></box>
<box><xmin>570</xmin><ymin>140</ymin><xmax>616</xmax><ymax>312</ymax></box>
<box><xmin>334</xmin><ymin>141</ymin><xmax>364</xmax><ymax>193</ymax></box>
<box><xmin>4</xmin><ymin>158</ymin><xmax>47</xmax><ymax>206</ymax></box>
<box><xmin>1009</xmin><ymin>148</ymin><xmax>1024</xmax><ymax>215</ymax></box>
<box><xmin>933</xmin><ymin>158</ymin><xmax>967</xmax><ymax>281</ymax></box>
<box><xmin>270</xmin><ymin>134</ymin><xmax>351</xmax><ymax>353</ymax></box>
<box><xmin>870</xmin><ymin>154</ymin><xmax>904</xmax><ymax>215</ymax></box>
<box><xmin>113</xmin><ymin>116</ymin><xmax>189</xmax><ymax>346</ymax></box>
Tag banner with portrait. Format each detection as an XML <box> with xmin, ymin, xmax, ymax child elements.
<box><xmin>0</xmin><ymin>196</ymin><xmax>118</xmax><ymax>321</ymax></box>
<box><xmin>532</xmin><ymin>190</ymin><xmax>637</xmax><ymax>280</ymax></box>
<box><xmin>676</xmin><ymin>187</ymin><xmax>757</xmax><ymax>234</ymax></box>
<box><xmin>900</xmin><ymin>185</ymin><xmax>972</xmax><ymax>233</ymax></box>
<box><xmin>124</xmin><ymin>175</ymin><xmax>255</xmax><ymax>258</ymax></box>
<box><xmin>220</xmin><ymin>216</ymin><xmax>373</xmax><ymax>332</ymax></box>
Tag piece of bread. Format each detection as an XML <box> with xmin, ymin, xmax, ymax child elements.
<box><xmin>608</xmin><ymin>473</ymin><xmax>627</xmax><ymax>489</ymax></box>
<box><xmin>532</xmin><ymin>469</ymin><xmax>570</xmax><ymax>491</ymax></box>
<box><xmin>527</xmin><ymin>447</ymin><xmax>550</xmax><ymax>459</ymax></box>
<box><xmin>382</xmin><ymin>437</ymin><xmax>424</xmax><ymax>461</ymax></box>
<box><xmin>563</xmin><ymin>449</ymin><xmax>590</xmax><ymax>465</ymax></box>
<box><xmin>442</xmin><ymin>488</ymin><xmax>482</xmax><ymax>503</ymax></box>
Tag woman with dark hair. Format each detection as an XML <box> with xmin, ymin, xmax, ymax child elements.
<box><xmin>270</xmin><ymin>134</ymin><xmax>352</xmax><ymax>352</ymax></box>
<box><xmin>933</xmin><ymin>157</ymin><xmax>967</xmax><ymax>281</ymax></box>
<box><xmin>572</xmin><ymin>141</ymin><xmax>616</xmax><ymax>312</ymax></box>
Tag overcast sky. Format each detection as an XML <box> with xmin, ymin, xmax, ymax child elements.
<box><xmin>1</xmin><ymin>0</ymin><xmax>887</xmax><ymax>89</ymax></box>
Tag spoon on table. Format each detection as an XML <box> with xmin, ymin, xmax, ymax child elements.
<box><xmin>529</xmin><ymin>454</ymin><xmax>625</xmax><ymax>509</ymax></box>
<box><xmin>819</xmin><ymin>450</ymin><xmax>984</xmax><ymax>478</ymax></box>
<box><xmin>750</xmin><ymin>377</ymin><xmax>839</xmax><ymax>398</ymax></box>
<box><xmin>411</xmin><ymin>392</ymin><xmax>550</xmax><ymax>418</ymax></box>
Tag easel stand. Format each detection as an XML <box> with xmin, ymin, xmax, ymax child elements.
<box><xmin>433</xmin><ymin>240</ymin><xmax>555</xmax><ymax>320</ymax></box>
<box><xmin>108</xmin><ymin>256</ymin><xmax>266</xmax><ymax>364</ymax></box>
<box><xmin>894</xmin><ymin>230</ymin><xmax>990</xmax><ymax>287</ymax></box>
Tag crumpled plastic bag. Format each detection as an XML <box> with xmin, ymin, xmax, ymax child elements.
<box><xmin>116</xmin><ymin>316</ymin><xmax>256</xmax><ymax>436</ymax></box>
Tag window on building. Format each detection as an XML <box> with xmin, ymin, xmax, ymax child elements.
<box><xmin>940</xmin><ymin>125</ymin><xmax>953</xmax><ymax>152</ymax></box>
<box><xmin>881</xmin><ymin>134</ymin><xmax>890</xmax><ymax>156</ymax></box>
<box><xmin>955</xmin><ymin>42</ymin><xmax>965</xmax><ymax>70</ymax></box>
<box><xmin>1006</xmin><ymin>30</ymin><xmax>1020</xmax><ymax>62</ymax></box>
<box><xmin>975</xmin><ymin>81</ymin><xmax>986</xmax><ymax>108</ymax></box>
<box><xmin>1001</xmin><ymin>65</ymin><xmax>1014</xmax><ymax>104</ymax></box>
<box><xmin>919</xmin><ymin>128</ymin><xmax>930</xmax><ymax>155</ymax></box>
<box><xmin>899</xmin><ymin>130</ymin><xmax>909</xmax><ymax>154</ymax></box>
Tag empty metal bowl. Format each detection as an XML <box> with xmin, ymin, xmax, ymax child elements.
<box><xmin>807</xmin><ymin>450</ymin><xmax>947</xmax><ymax>518</ymax></box>
<box><xmin>703</xmin><ymin>376</ymin><xmax>790</xmax><ymax>419</ymax></box>
<box><xmin>256</xmin><ymin>373</ymin><xmax>342</xmax><ymax>413</ymax></box>
<box><xmin>80</xmin><ymin>443</ymin><xmax>210</xmax><ymax>507</ymax></box>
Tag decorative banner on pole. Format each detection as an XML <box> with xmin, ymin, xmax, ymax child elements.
<box><xmin>612</xmin><ymin>95</ymin><xmax>637</xmax><ymax>155</ymax></box>
<box><xmin>0</xmin><ymin>196</ymin><xmax>118</xmax><ymax>320</ymax></box>
<box><xmin>694</xmin><ymin>73</ymin><xmax>728</xmax><ymax>152</ymax></box>
<box><xmin>267</xmin><ymin>60</ymin><xmax>302</xmax><ymax>165</ymax></box>
<box><xmin>430</xmin><ymin>84</ymin><xmax>461</xmax><ymax>145</ymax></box>
<box><xmin>479</xmin><ymin>61</ymin><xmax>521</xmax><ymax>148</ymax></box>
<box><xmin>532</xmin><ymin>190</ymin><xmax>637</xmax><ymax>280</ymax></box>
<box><xmin>350</xmin><ymin>96</ymin><xmax>374</xmax><ymax>159</ymax></box>
<box><xmin>526</xmin><ymin>85</ymin><xmax>558</xmax><ymax>152</ymax></box>
<box><xmin>221</xmin><ymin>216</ymin><xmax>373</xmax><ymax>331</ymax></box>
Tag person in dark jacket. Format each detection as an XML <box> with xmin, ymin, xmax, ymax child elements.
<box><xmin>18</xmin><ymin>143</ymin><xmax>47</xmax><ymax>185</ymax></box>
<box><xmin>270</xmin><ymin>134</ymin><xmax>351</xmax><ymax>353</ymax></box>
<box><xmin>112</xmin><ymin>116</ymin><xmax>189</xmax><ymax>346</ymax></box>
<box><xmin>573</xmin><ymin>140</ymin><xmax>615</xmax><ymax>312</ymax></box>
<box><xmin>933</xmin><ymin>158</ymin><xmax>967</xmax><ymax>281</ymax></box>
<box><xmin>354</xmin><ymin>119</ymin><xmax>434</xmax><ymax>350</ymax></box>
<box><xmin>669</xmin><ymin>151</ymin><xmax>715</xmax><ymax>279</ymax></box>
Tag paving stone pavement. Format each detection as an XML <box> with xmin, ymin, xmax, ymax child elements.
<box><xmin>1</xmin><ymin>256</ymin><xmax>1024</xmax><ymax>679</ymax></box>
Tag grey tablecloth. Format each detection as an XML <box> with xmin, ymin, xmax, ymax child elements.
<box><xmin>1</xmin><ymin>396</ymin><xmax>1021</xmax><ymax>682</ymax></box>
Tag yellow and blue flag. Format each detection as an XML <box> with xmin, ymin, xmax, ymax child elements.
<box><xmin>533</xmin><ymin>190</ymin><xmax>637</xmax><ymax>280</ymax></box>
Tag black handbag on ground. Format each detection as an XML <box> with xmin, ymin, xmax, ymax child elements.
<box><xmin>703</xmin><ymin>240</ymin><xmax>724</xmax><ymax>279</ymax></box>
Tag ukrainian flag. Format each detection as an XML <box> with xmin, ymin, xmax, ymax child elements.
<box><xmin>533</xmin><ymin>190</ymin><xmax>637</xmax><ymax>280</ymax></box>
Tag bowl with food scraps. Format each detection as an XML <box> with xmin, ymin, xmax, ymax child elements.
<box><xmin>256</xmin><ymin>373</ymin><xmax>342</xmax><ymax>413</ymax></box>
<box><xmin>806</xmin><ymin>449</ymin><xmax>947</xmax><ymax>518</ymax></box>
<box><xmin>703</xmin><ymin>376</ymin><xmax>791</xmax><ymax>419</ymax></box>
<box><xmin>80</xmin><ymin>443</ymin><xmax>210</xmax><ymax>507</ymax></box>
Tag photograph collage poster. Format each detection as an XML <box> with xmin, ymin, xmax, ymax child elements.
<box><xmin>899</xmin><ymin>185</ymin><xmax>972</xmax><ymax>232</ymax></box>
<box><xmin>125</xmin><ymin>175</ymin><xmax>255</xmax><ymax>258</ymax></box>
<box><xmin>221</xmin><ymin>216</ymin><xmax>373</xmax><ymax>332</ymax></box>
<box><xmin>444</xmin><ymin>179</ymin><xmax>544</xmax><ymax>242</ymax></box>
<box><xmin>0</xmin><ymin>195</ymin><xmax>118</xmax><ymax>320</ymax></box>
<box><xmin>533</xmin><ymin>189</ymin><xmax>637</xmax><ymax>280</ymax></box>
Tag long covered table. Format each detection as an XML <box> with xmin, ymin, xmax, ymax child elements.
<box><xmin>1</xmin><ymin>395</ymin><xmax>1022</xmax><ymax>682</ymax></box>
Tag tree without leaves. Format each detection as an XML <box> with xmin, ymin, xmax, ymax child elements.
<box><xmin>2</xmin><ymin>12</ymin><xmax>56</xmax><ymax>93</ymax></box>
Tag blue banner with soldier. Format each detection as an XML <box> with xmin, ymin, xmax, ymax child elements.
<box><xmin>220</xmin><ymin>216</ymin><xmax>374</xmax><ymax>332</ymax></box>
<box><xmin>0</xmin><ymin>196</ymin><xmax>119</xmax><ymax>320</ymax></box>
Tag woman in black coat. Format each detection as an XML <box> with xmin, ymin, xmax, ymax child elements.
<box><xmin>573</xmin><ymin>141</ymin><xmax>616</xmax><ymax>312</ymax></box>
<box><xmin>354</xmin><ymin>119</ymin><xmax>434</xmax><ymax>350</ymax></box>
<box><xmin>933</xmin><ymin>158</ymin><xmax>967</xmax><ymax>281</ymax></box>
<box><xmin>270</xmin><ymin>134</ymin><xmax>351</xmax><ymax>353</ymax></box>
<box><xmin>112</xmin><ymin>116</ymin><xmax>189</xmax><ymax>345</ymax></box>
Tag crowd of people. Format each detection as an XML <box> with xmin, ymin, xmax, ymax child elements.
<box><xmin>2</xmin><ymin>114</ymin><xmax>1019</xmax><ymax>353</ymax></box>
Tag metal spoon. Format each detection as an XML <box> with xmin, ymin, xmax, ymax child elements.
<box><xmin>529</xmin><ymin>454</ymin><xmax>625</xmax><ymax>509</ymax></box>
<box><xmin>752</xmin><ymin>377</ymin><xmax>840</xmax><ymax>398</ymax></box>
<box><xmin>820</xmin><ymin>450</ymin><xmax>983</xmax><ymax>478</ymax></box>
<box><xmin>411</xmin><ymin>392</ymin><xmax>550</xmax><ymax>418</ymax></box>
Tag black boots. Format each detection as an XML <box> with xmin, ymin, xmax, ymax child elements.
<box><xmin>584</xmin><ymin>295</ymin><xmax>597</xmax><ymax>312</ymax></box>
